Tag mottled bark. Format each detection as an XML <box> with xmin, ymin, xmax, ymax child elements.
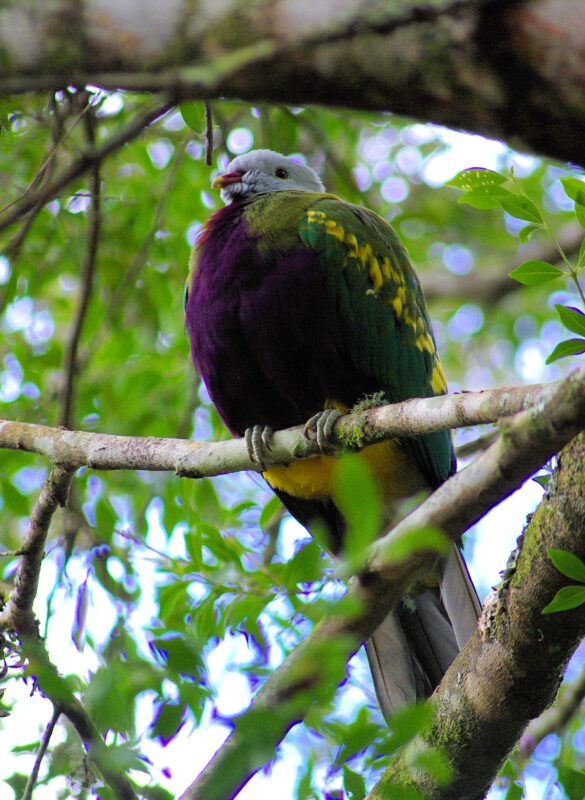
<box><xmin>371</xmin><ymin>431</ymin><xmax>585</xmax><ymax>800</ymax></box>
<box><xmin>0</xmin><ymin>1</ymin><xmax>584</xmax><ymax>165</ymax></box>
<box><xmin>180</xmin><ymin>365</ymin><xmax>585</xmax><ymax>800</ymax></box>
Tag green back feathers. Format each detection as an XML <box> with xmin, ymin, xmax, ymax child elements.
<box><xmin>244</xmin><ymin>190</ymin><xmax>454</xmax><ymax>486</ymax></box>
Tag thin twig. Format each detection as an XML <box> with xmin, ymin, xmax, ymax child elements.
<box><xmin>520</xmin><ymin>664</ymin><xmax>585</xmax><ymax>761</ymax></box>
<box><xmin>455</xmin><ymin>429</ymin><xmax>499</xmax><ymax>459</ymax></box>
<box><xmin>0</xmin><ymin>96</ymin><xmax>176</xmax><ymax>235</ymax></box>
<box><xmin>204</xmin><ymin>99</ymin><xmax>213</xmax><ymax>165</ymax></box>
<box><xmin>84</xmin><ymin>132</ymin><xmax>190</xmax><ymax>363</ymax></box>
<box><xmin>21</xmin><ymin>705</ymin><xmax>61</xmax><ymax>800</ymax></box>
<box><xmin>0</xmin><ymin>94</ymin><xmax>92</xmax><ymax>215</ymax></box>
<box><xmin>22</xmin><ymin>637</ymin><xmax>138</xmax><ymax>800</ymax></box>
<box><xmin>0</xmin><ymin>92</ymin><xmax>87</xmax><ymax>266</ymax></box>
<box><xmin>58</xmin><ymin>106</ymin><xmax>101</xmax><ymax>429</ymax></box>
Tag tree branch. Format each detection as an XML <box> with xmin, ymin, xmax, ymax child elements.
<box><xmin>58</xmin><ymin>105</ymin><xmax>101</xmax><ymax>429</ymax></box>
<box><xmin>371</xmin><ymin>430</ymin><xmax>585</xmax><ymax>800</ymax></box>
<box><xmin>21</xmin><ymin>636</ymin><xmax>138</xmax><ymax>800</ymax></box>
<box><xmin>22</xmin><ymin>706</ymin><xmax>61</xmax><ymax>800</ymax></box>
<box><xmin>3</xmin><ymin>371</ymin><xmax>584</xmax><ymax>800</ymax></box>
<box><xmin>0</xmin><ymin>380</ymin><xmax>561</xmax><ymax>478</ymax></box>
<box><xmin>178</xmin><ymin>365</ymin><xmax>585</xmax><ymax>800</ymax></box>
<box><xmin>0</xmin><ymin>465</ymin><xmax>74</xmax><ymax>637</ymax></box>
<box><xmin>519</xmin><ymin>663</ymin><xmax>585</xmax><ymax>761</ymax></box>
<box><xmin>0</xmin><ymin>1</ymin><xmax>584</xmax><ymax>165</ymax></box>
<box><xmin>0</xmin><ymin>465</ymin><xmax>139</xmax><ymax>799</ymax></box>
<box><xmin>0</xmin><ymin>96</ymin><xmax>176</xmax><ymax>235</ymax></box>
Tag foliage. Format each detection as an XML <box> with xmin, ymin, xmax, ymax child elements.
<box><xmin>543</xmin><ymin>550</ymin><xmax>585</xmax><ymax>614</ymax></box>
<box><xmin>1</xmin><ymin>90</ymin><xmax>585</xmax><ymax>799</ymax></box>
<box><xmin>449</xmin><ymin>168</ymin><xmax>585</xmax><ymax>364</ymax></box>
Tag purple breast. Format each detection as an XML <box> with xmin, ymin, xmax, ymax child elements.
<box><xmin>186</xmin><ymin>202</ymin><xmax>370</xmax><ymax>436</ymax></box>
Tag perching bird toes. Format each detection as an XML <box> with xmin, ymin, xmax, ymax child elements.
<box><xmin>304</xmin><ymin>408</ymin><xmax>342</xmax><ymax>452</ymax></box>
<box><xmin>245</xmin><ymin>424</ymin><xmax>273</xmax><ymax>471</ymax></box>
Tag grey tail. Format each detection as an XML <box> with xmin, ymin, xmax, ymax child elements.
<box><xmin>365</xmin><ymin>544</ymin><xmax>481</xmax><ymax>718</ymax></box>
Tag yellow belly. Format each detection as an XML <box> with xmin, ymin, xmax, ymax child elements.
<box><xmin>263</xmin><ymin>438</ymin><xmax>428</xmax><ymax>511</ymax></box>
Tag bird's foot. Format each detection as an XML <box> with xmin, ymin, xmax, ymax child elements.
<box><xmin>244</xmin><ymin>424</ymin><xmax>273</xmax><ymax>471</ymax></box>
<box><xmin>304</xmin><ymin>408</ymin><xmax>342</xmax><ymax>452</ymax></box>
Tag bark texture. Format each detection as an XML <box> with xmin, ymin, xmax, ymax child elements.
<box><xmin>370</xmin><ymin>432</ymin><xmax>585</xmax><ymax>800</ymax></box>
<box><xmin>0</xmin><ymin>1</ymin><xmax>585</xmax><ymax>165</ymax></box>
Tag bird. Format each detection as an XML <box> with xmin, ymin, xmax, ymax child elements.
<box><xmin>184</xmin><ymin>148</ymin><xmax>481</xmax><ymax>717</ymax></box>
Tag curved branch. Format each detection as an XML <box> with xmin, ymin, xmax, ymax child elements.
<box><xmin>0</xmin><ymin>2</ymin><xmax>584</xmax><ymax>165</ymax></box>
<box><xmin>178</xmin><ymin>363</ymin><xmax>585</xmax><ymax>800</ymax></box>
<box><xmin>0</xmin><ymin>379</ymin><xmax>562</xmax><ymax>477</ymax></box>
<box><xmin>371</xmin><ymin>430</ymin><xmax>585</xmax><ymax>800</ymax></box>
<box><xmin>0</xmin><ymin>465</ymin><xmax>74</xmax><ymax>637</ymax></box>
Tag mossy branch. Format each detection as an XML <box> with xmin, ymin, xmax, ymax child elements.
<box><xmin>370</xmin><ymin>430</ymin><xmax>585</xmax><ymax>800</ymax></box>
<box><xmin>179</xmin><ymin>366</ymin><xmax>585</xmax><ymax>800</ymax></box>
<box><xmin>0</xmin><ymin>378</ymin><xmax>564</xmax><ymax>478</ymax></box>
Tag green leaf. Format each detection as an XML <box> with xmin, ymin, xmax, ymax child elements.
<box><xmin>504</xmin><ymin>780</ymin><xmax>524</xmax><ymax>800</ymax></box>
<box><xmin>532</xmin><ymin>474</ymin><xmax>550</xmax><ymax>488</ymax></box>
<box><xmin>575</xmin><ymin>204</ymin><xmax>585</xmax><ymax>230</ymax></box>
<box><xmin>560</xmin><ymin>176</ymin><xmax>585</xmax><ymax>206</ymax></box>
<box><xmin>557</xmin><ymin>765</ymin><xmax>585</xmax><ymax>800</ymax></box>
<box><xmin>446</xmin><ymin>168</ymin><xmax>507</xmax><ymax>191</ymax></box>
<box><xmin>497</xmin><ymin>195</ymin><xmax>543</xmax><ymax>224</ymax></box>
<box><xmin>258</xmin><ymin>494</ymin><xmax>282</xmax><ymax>530</ymax></box>
<box><xmin>542</xmin><ymin>585</ymin><xmax>585</xmax><ymax>614</ymax></box>
<box><xmin>179</xmin><ymin>102</ymin><xmax>204</xmax><ymax>131</ymax></box>
<box><xmin>106</xmin><ymin>742</ymin><xmax>148</xmax><ymax>772</ymax></box>
<box><xmin>151</xmin><ymin>635</ymin><xmax>203</xmax><ymax>675</ymax></box>
<box><xmin>382</xmin><ymin>526</ymin><xmax>449</xmax><ymax>565</ymax></box>
<box><xmin>545</xmin><ymin>338</ymin><xmax>585</xmax><ymax>364</ymax></box>
<box><xmin>508</xmin><ymin>260</ymin><xmax>564</xmax><ymax>286</ymax></box>
<box><xmin>556</xmin><ymin>305</ymin><xmax>585</xmax><ymax>337</ymax></box>
<box><xmin>284</xmin><ymin>540</ymin><xmax>323</xmax><ymax>588</ymax></box>
<box><xmin>184</xmin><ymin>530</ymin><xmax>202</xmax><ymax>567</ymax></box>
<box><xmin>382</xmin><ymin>702</ymin><xmax>435</xmax><ymax>754</ymax></box>
<box><xmin>518</xmin><ymin>224</ymin><xmax>540</xmax><ymax>244</ymax></box>
<box><xmin>5</xmin><ymin>775</ymin><xmax>29</xmax><ymax>797</ymax></box>
<box><xmin>343</xmin><ymin>765</ymin><xmax>367</xmax><ymax>800</ymax></box>
<box><xmin>548</xmin><ymin>548</ymin><xmax>585</xmax><ymax>582</ymax></box>
<box><xmin>334</xmin><ymin>457</ymin><xmax>381</xmax><ymax>561</ymax></box>
<box><xmin>457</xmin><ymin>185</ymin><xmax>513</xmax><ymax>210</ymax></box>
<box><xmin>150</xmin><ymin>702</ymin><xmax>185</xmax><ymax>744</ymax></box>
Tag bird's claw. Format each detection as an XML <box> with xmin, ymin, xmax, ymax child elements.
<box><xmin>304</xmin><ymin>408</ymin><xmax>342</xmax><ymax>452</ymax></box>
<box><xmin>245</xmin><ymin>424</ymin><xmax>273</xmax><ymax>471</ymax></box>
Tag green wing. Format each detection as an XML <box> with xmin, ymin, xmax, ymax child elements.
<box><xmin>299</xmin><ymin>197</ymin><xmax>454</xmax><ymax>487</ymax></box>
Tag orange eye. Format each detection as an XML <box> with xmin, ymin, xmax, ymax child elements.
<box><xmin>275</xmin><ymin>168</ymin><xmax>289</xmax><ymax>179</ymax></box>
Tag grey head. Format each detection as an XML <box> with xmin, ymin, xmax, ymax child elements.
<box><xmin>211</xmin><ymin>148</ymin><xmax>325</xmax><ymax>204</ymax></box>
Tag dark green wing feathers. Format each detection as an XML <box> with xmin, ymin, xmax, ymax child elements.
<box><xmin>298</xmin><ymin>197</ymin><xmax>454</xmax><ymax>488</ymax></box>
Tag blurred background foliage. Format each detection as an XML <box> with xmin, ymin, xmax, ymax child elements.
<box><xmin>1</xmin><ymin>89</ymin><xmax>584</xmax><ymax>799</ymax></box>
